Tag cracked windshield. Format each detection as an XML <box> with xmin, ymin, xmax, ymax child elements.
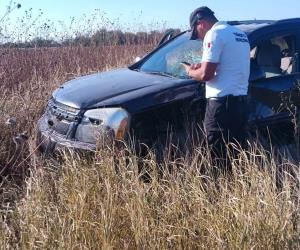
<box><xmin>140</xmin><ymin>32</ymin><xmax>203</xmax><ymax>78</ymax></box>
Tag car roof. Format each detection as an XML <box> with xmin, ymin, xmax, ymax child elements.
<box><xmin>228</xmin><ymin>18</ymin><xmax>300</xmax><ymax>34</ymax></box>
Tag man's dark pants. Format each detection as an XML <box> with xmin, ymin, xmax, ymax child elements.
<box><xmin>204</xmin><ymin>95</ymin><xmax>248</xmax><ymax>171</ymax></box>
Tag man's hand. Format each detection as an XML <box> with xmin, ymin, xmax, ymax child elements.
<box><xmin>181</xmin><ymin>63</ymin><xmax>202</xmax><ymax>77</ymax></box>
<box><xmin>184</xmin><ymin>62</ymin><xmax>217</xmax><ymax>81</ymax></box>
<box><xmin>181</xmin><ymin>63</ymin><xmax>191</xmax><ymax>75</ymax></box>
<box><xmin>190</xmin><ymin>63</ymin><xmax>202</xmax><ymax>70</ymax></box>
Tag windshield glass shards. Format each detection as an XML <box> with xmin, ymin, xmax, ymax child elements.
<box><xmin>139</xmin><ymin>32</ymin><xmax>203</xmax><ymax>79</ymax></box>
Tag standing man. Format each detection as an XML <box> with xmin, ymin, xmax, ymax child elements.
<box><xmin>183</xmin><ymin>7</ymin><xmax>250</xmax><ymax>171</ymax></box>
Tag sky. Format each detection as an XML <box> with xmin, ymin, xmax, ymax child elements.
<box><xmin>1</xmin><ymin>0</ymin><xmax>300</xmax><ymax>33</ymax></box>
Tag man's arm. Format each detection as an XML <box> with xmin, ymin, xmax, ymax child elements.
<box><xmin>183</xmin><ymin>62</ymin><xmax>218</xmax><ymax>81</ymax></box>
<box><xmin>185</xmin><ymin>27</ymin><xmax>223</xmax><ymax>81</ymax></box>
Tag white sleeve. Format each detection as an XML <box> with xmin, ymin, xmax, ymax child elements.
<box><xmin>201</xmin><ymin>29</ymin><xmax>224</xmax><ymax>63</ymax></box>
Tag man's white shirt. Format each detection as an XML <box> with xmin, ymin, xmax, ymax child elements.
<box><xmin>201</xmin><ymin>21</ymin><xmax>250</xmax><ymax>98</ymax></box>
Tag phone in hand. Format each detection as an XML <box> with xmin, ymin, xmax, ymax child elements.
<box><xmin>180</xmin><ymin>61</ymin><xmax>191</xmax><ymax>66</ymax></box>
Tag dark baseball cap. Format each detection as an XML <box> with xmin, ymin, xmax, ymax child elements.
<box><xmin>189</xmin><ymin>6</ymin><xmax>215</xmax><ymax>40</ymax></box>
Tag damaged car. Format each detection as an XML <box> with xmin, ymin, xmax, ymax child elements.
<box><xmin>37</xmin><ymin>18</ymin><xmax>300</xmax><ymax>153</ymax></box>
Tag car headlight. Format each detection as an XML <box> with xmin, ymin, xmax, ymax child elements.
<box><xmin>75</xmin><ymin>108</ymin><xmax>130</xmax><ymax>144</ymax></box>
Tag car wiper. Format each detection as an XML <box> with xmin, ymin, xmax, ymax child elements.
<box><xmin>146</xmin><ymin>71</ymin><xmax>175</xmax><ymax>78</ymax></box>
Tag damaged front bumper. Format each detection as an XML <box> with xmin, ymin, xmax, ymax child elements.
<box><xmin>37</xmin><ymin>114</ymin><xmax>97</xmax><ymax>153</ymax></box>
<box><xmin>37</xmin><ymin>99</ymin><xmax>130</xmax><ymax>155</ymax></box>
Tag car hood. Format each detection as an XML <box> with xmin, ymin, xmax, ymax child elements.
<box><xmin>53</xmin><ymin>68</ymin><xmax>184</xmax><ymax>110</ymax></box>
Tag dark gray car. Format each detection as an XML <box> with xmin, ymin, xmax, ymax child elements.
<box><xmin>37</xmin><ymin>18</ymin><xmax>300</xmax><ymax>153</ymax></box>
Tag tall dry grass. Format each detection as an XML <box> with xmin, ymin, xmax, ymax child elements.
<box><xmin>0</xmin><ymin>44</ymin><xmax>152</xmax><ymax>224</ymax></box>
<box><xmin>0</xmin><ymin>33</ymin><xmax>300</xmax><ymax>249</ymax></box>
<box><xmin>1</xmin><ymin>145</ymin><xmax>300</xmax><ymax>249</ymax></box>
<box><xmin>0</xmin><ymin>45</ymin><xmax>153</xmax><ymax>90</ymax></box>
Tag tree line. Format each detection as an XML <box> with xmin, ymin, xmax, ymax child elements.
<box><xmin>0</xmin><ymin>28</ymin><xmax>181</xmax><ymax>48</ymax></box>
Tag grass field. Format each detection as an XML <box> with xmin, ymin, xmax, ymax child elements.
<box><xmin>1</xmin><ymin>41</ymin><xmax>300</xmax><ymax>249</ymax></box>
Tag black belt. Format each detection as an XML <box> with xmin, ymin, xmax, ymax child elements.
<box><xmin>207</xmin><ymin>95</ymin><xmax>247</xmax><ymax>102</ymax></box>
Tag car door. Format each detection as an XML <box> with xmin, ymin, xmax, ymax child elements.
<box><xmin>248</xmin><ymin>29</ymin><xmax>300</xmax><ymax>135</ymax></box>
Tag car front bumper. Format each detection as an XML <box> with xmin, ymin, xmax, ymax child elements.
<box><xmin>37</xmin><ymin>115</ymin><xmax>96</xmax><ymax>154</ymax></box>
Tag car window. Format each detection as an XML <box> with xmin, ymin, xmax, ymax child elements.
<box><xmin>252</xmin><ymin>35</ymin><xmax>298</xmax><ymax>79</ymax></box>
<box><xmin>139</xmin><ymin>32</ymin><xmax>203</xmax><ymax>79</ymax></box>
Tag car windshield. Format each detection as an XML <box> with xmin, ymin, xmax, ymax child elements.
<box><xmin>139</xmin><ymin>32</ymin><xmax>203</xmax><ymax>79</ymax></box>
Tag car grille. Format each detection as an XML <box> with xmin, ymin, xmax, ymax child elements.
<box><xmin>46</xmin><ymin>99</ymin><xmax>81</xmax><ymax>136</ymax></box>
<box><xmin>52</xmin><ymin>119</ymin><xmax>70</xmax><ymax>135</ymax></box>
